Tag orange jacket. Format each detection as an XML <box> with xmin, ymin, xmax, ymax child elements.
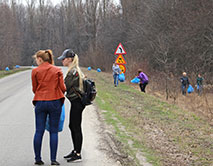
<box><xmin>31</xmin><ymin>62</ymin><xmax>66</xmax><ymax>105</ymax></box>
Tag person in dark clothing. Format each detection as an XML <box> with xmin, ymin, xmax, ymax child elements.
<box><xmin>196</xmin><ymin>74</ymin><xmax>204</xmax><ymax>95</ymax></box>
<box><xmin>180</xmin><ymin>72</ymin><xmax>190</xmax><ymax>95</ymax></box>
<box><xmin>137</xmin><ymin>69</ymin><xmax>149</xmax><ymax>93</ymax></box>
<box><xmin>58</xmin><ymin>49</ymin><xmax>85</xmax><ymax>163</ymax></box>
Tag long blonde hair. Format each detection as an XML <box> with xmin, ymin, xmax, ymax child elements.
<box><xmin>33</xmin><ymin>49</ymin><xmax>54</xmax><ymax>65</ymax></box>
<box><xmin>67</xmin><ymin>54</ymin><xmax>84</xmax><ymax>91</ymax></box>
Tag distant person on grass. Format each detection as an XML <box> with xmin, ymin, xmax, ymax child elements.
<box><xmin>112</xmin><ymin>62</ymin><xmax>121</xmax><ymax>87</ymax></box>
<box><xmin>180</xmin><ymin>72</ymin><xmax>190</xmax><ymax>95</ymax></box>
<box><xmin>58</xmin><ymin>49</ymin><xmax>85</xmax><ymax>163</ymax></box>
<box><xmin>137</xmin><ymin>69</ymin><xmax>149</xmax><ymax>93</ymax></box>
<box><xmin>196</xmin><ymin>74</ymin><xmax>204</xmax><ymax>95</ymax></box>
<box><xmin>32</xmin><ymin>50</ymin><xmax>66</xmax><ymax>165</ymax></box>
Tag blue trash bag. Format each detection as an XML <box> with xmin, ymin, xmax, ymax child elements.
<box><xmin>97</xmin><ymin>68</ymin><xmax>101</xmax><ymax>72</ymax></box>
<box><xmin>46</xmin><ymin>104</ymin><xmax>65</xmax><ymax>132</ymax></box>
<box><xmin>5</xmin><ymin>67</ymin><xmax>10</xmax><ymax>71</ymax></box>
<box><xmin>187</xmin><ymin>84</ymin><xmax>194</xmax><ymax>93</ymax></box>
<box><xmin>88</xmin><ymin>67</ymin><xmax>92</xmax><ymax>71</ymax></box>
<box><xmin>15</xmin><ymin>65</ymin><xmax>20</xmax><ymax>68</ymax></box>
<box><xmin>119</xmin><ymin>73</ymin><xmax>125</xmax><ymax>82</ymax></box>
<box><xmin>131</xmin><ymin>77</ymin><xmax>140</xmax><ymax>84</ymax></box>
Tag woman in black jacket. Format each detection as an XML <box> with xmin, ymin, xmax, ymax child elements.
<box><xmin>58</xmin><ymin>49</ymin><xmax>85</xmax><ymax>163</ymax></box>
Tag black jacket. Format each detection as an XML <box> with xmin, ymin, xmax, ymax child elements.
<box><xmin>180</xmin><ymin>76</ymin><xmax>190</xmax><ymax>86</ymax></box>
<box><xmin>65</xmin><ymin>68</ymin><xmax>83</xmax><ymax>101</ymax></box>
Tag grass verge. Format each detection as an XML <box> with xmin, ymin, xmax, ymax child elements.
<box><xmin>0</xmin><ymin>68</ymin><xmax>30</xmax><ymax>79</ymax></box>
<box><xmin>84</xmin><ymin>69</ymin><xmax>213</xmax><ymax>166</ymax></box>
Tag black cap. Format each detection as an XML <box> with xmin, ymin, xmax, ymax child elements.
<box><xmin>58</xmin><ymin>49</ymin><xmax>75</xmax><ymax>60</ymax></box>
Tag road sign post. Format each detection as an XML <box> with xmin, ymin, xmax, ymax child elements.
<box><xmin>114</xmin><ymin>43</ymin><xmax>126</xmax><ymax>55</ymax></box>
<box><xmin>115</xmin><ymin>54</ymin><xmax>127</xmax><ymax>64</ymax></box>
<box><xmin>114</xmin><ymin>43</ymin><xmax>127</xmax><ymax>73</ymax></box>
<box><xmin>118</xmin><ymin>64</ymin><xmax>126</xmax><ymax>73</ymax></box>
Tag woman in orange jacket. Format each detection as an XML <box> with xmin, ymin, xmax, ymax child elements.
<box><xmin>31</xmin><ymin>50</ymin><xmax>66</xmax><ymax>165</ymax></box>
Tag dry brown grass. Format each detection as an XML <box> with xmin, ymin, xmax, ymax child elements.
<box><xmin>148</xmin><ymin>83</ymin><xmax>213</xmax><ymax>123</ymax></box>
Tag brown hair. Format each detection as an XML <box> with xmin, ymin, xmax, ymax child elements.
<box><xmin>33</xmin><ymin>49</ymin><xmax>54</xmax><ymax>65</ymax></box>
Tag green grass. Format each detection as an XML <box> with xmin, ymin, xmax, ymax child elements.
<box><xmin>95</xmin><ymin>85</ymin><xmax>161</xmax><ymax>165</ymax></box>
<box><xmin>84</xmin><ymin>69</ymin><xmax>213</xmax><ymax>166</ymax></box>
<box><xmin>0</xmin><ymin>68</ymin><xmax>30</xmax><ymax>79</ymax></box>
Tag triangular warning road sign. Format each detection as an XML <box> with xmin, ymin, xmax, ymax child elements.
<box><xmin>115</xmin><ymin>54</ymin><xmax>127</xmax><ymax>64</ymax></box>
<box><xmin>114</xmin><ymin>43</ymin><xmax>126</xmax><ymax>55</ymax></box>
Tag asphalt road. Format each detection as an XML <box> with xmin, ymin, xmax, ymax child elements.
<box><xmin>0</xmin><ymin>68</ymin><xmax>119</xmax><ymax>166</ymax></box>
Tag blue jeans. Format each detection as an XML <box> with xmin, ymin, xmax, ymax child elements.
<box><xmin>113</xmin><ymin>74</ymin><xmax>119</xmax><ymax>86</ymax></box>
<box><xmin>33</xmin><ymin>100</ymin><xmax>62</xmax><ymax>162</ymax></box>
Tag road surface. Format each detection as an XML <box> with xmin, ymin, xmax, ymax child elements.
<box><xmin>0</xmin><ymin>68</ymin><xmax>120</xmax><ymax>166</ymax></box>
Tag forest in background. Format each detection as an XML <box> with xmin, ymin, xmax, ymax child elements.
<box><xmin>0</xmin><ymin>0</ymin><xmax>212</xmax><ymax>85</ymax></box>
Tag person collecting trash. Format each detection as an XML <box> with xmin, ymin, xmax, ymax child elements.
<box><xmin>196</xmin><ymin>74</ymin><xmax>204</xmax><ymax>95</ymax></box>
<box><xmin>32</xmin><ymin>50</ymin><xmax>66</xmax><ymax>165</ymax></box>
<box><xmin>137</xmin><ymin>69</ymin><xmax>149</xmax><ymax>93</ymax></box>
<box><xmin>180</xmin><ymin>72</ymin><xmax>190</xmax><ymax>95</ymax></box>
<box><xmin>112</xmin><ymin>62</ymin><xmax>121</xmax><ymax>87</ymax></box>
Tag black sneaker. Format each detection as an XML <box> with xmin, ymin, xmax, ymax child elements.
<box><xmin>64</xmin><ymin>150</ymin><xmax>76</xmax><ymax>159</ymax></box>
<box><xmin>34</xmin><ymin>160</ymin><xmax>44</xmax><ymax>165</ymax></box>
<box><xmin>51</xmin><ymin>161</ymin><xmax>60</xmax><ymax>165</ymax></box>
<box><xmin>67</xmin><ymin>153</ymin><xmax>82</xmax><ymax>162</ymax></box>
